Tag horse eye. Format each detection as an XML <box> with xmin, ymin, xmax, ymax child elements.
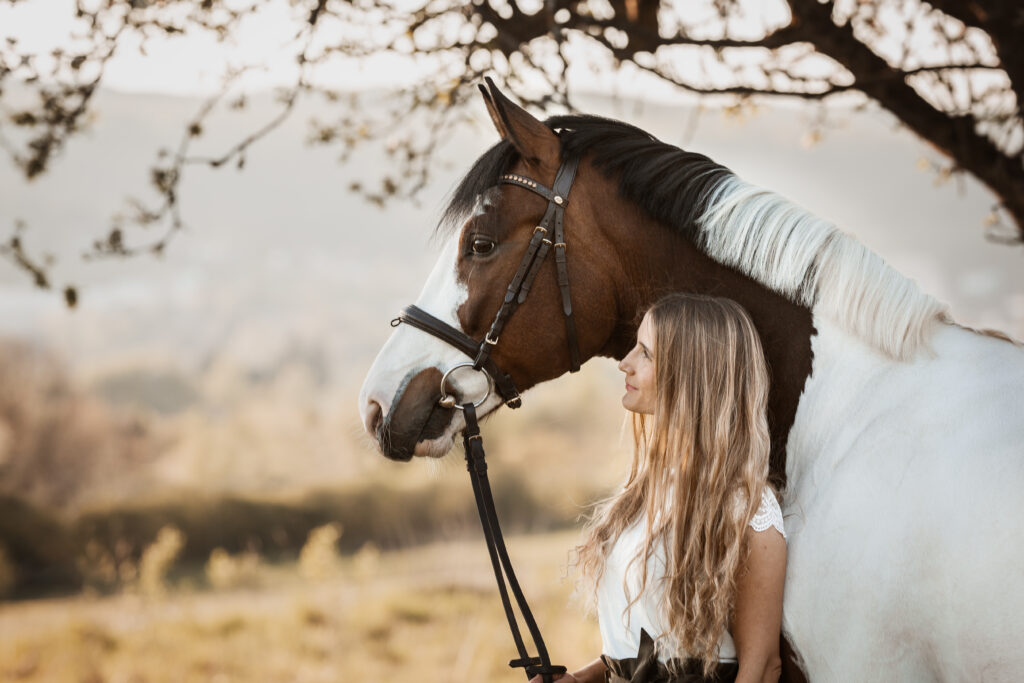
<box><xmin>471</xmin><ymin>237</ymin><xmax>495</xmax><ymax>255</ymax></box>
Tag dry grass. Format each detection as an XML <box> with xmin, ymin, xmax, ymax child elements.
<box><xmin>0</xmin><ymin>531</ymin><xmax>601</xmax><ymax>683</ymax></box>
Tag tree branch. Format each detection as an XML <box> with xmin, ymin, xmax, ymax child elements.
<box><xmin>568</xmin><ymin>16</ymin><xmax>808</xmax><ymax>51</ymax></box>
<box><xmin>787</xmin><ymin>0</ymin><xmax>1024</xmax><ymax>240</ymax></box>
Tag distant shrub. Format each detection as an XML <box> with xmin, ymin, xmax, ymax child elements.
<box><xmin>206</xmin><ymin>548</ymin><xmax>263</xmax><ymax>590</ymax></box>
<box><xmin>299</xmin><ymin>523</ymin><xmax>342</xmax><ymax>581</ymax></box>
<box><xmin>137</xmin><ymin>525</ymin><xmax>184</xmax><ymax>596</ymax></box>
<box><xmin>0</xmin><ymin>543</ymin><xmax>15</xmax><ymax>598</ymax></box>
<box><xmin>0</xmin><ymin>339</ymin><xmax>157</xmax><ymax>510</ymax></box>
<box><xmin>77</xmin><ymin>539</ymin><xmax>119</xmax><ymax>593</ymax></box>
<box><xmin>1</xmin><ymin>470</ymin><xmax>586</xmax><ymax>596</ymax></box>
<box><xmin>0</xmin><ymin>495</ymin><xmax>80</xmax><ymax>597</ymax></box>
<box><xmin>352</xmin><ymin>541</ymin><xmax>381</xmax><ymax>581</ymax></box>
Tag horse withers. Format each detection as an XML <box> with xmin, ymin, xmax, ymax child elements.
<box><xmin>359</xmin><ymin>79</ymin><xmax>1024</xmax><ymax>682</ymax></box>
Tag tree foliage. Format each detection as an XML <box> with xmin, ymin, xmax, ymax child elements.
<box><xmin>1</xmin><ymin>0</ymin><xmax>1021</xmax><ymax>303</ymax></box>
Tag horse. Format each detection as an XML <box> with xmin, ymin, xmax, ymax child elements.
<box><xmin>358</xmin><ymin>79</ymin><xmax>1024</xmax><ymax>682</ymax></box>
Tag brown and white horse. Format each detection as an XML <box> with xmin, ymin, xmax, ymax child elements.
<box><xmin>359</xmin><ymin>81</ymin><xmax>1024</xmax><ymax>682</ymax></box>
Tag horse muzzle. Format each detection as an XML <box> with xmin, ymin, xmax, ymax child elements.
<box><xmin>368</xmin><ymin>366</ymin><xmax>455</xmax><ymax>461</ymax></box>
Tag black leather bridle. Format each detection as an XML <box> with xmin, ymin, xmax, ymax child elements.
<box><xmin>389</xmin><ymin>155</ymin><xmax>583</xmax><ymax>683</ymax></box>
<box><xmin>391</xmin><ymin>153</ymin><xmax>583</xmax><ymax>410</ymax></box>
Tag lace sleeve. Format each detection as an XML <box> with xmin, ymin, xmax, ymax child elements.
<box><xmin>749</xmin><ymin>489</ymin><xmax>786</xmax><ymax>539</ymax></box>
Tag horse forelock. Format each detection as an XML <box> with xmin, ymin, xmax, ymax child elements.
<box><xmin>437</xmin><ymin>140</ymin><xmax>518</xmax><ymax>238</ymax></box>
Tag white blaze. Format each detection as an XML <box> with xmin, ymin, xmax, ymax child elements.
<box><xmin>358</xmin><ymin>230</ymin><xmax>501</xmax><ymax>457</ymax></box>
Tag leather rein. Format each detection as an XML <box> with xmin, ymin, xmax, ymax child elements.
<box><xmin>390</xmin><ymin>155</ymin><xmax>582</xmax><ymax>682</ymax></box>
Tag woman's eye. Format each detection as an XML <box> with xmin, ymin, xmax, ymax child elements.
<box><xmin>471</xmin><ymin>237</ymin><xmax>495</xmax><ymax>255</ymax></box>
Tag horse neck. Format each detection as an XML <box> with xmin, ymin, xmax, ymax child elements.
<box><xmin>610</xmin><ymin>215</ymin><xmax>817</xmax><ymax>487</ymax></box>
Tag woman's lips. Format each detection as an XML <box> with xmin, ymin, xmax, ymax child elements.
<box><xmin>625</xmin><ymin>382</ymin><xmax>636</xmax><ymax>391</ymax></box>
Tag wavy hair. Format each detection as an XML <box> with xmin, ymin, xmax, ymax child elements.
<box><xmin>576</xmin><ymin>293</ymin><xmax>774</xmax><ymax>676</ymax></box>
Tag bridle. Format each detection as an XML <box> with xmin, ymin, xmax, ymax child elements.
<box><xmin>389</xmin><ymin>154</ymin><xmax>582</xmax><ymax>683</ymax></box>
<box><xmin>391</xmin><ymin>153</ymin><xmax>583</xmax><ymax>410</ymax></box>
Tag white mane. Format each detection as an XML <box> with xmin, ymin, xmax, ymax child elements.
<box><xmin>697</xmin><ymin>174</ymin><xmax>950</xmax><ymax>361</ymax></box>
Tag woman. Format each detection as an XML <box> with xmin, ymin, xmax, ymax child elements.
<box><xmin>535</xmin><ymin>293</ymin><xmax>787</xmax><ymax>683</ymax></box>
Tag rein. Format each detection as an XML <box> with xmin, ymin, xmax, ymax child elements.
<box><xmin>390</xmin><ymin>155</ymin><xmax>582</xmax><ymax>682</ymax></box>
<box><xmin>462</xmin><ymin>401</ymin><xmax>567</xmax><ymax>682</ymax></box>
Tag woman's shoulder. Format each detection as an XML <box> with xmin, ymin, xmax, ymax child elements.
<box><xmin>749</xmin><ymin>488</ymin><xmax>786</xmax><ymax>539</ymax></box>
<box><xmin>728</xmin><ymin>486</ymin><xmax>786</xmax><ymax>539</ymax></box>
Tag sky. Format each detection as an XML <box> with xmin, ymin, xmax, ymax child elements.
<box><xmin>0</xmin><ymin>0</ymin><xmax>1000</xmax><ymax>101</ymax></box>
<box><xmin>0</xmin><ymin>0</ymin><xmax>793</xmax><ymax>100</ymax></box>
<box><xmin>2</xmin><ymin>0</ymin><xmax>407</xmax><ymax>95</ymax></box>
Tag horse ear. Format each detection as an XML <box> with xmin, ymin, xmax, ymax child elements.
<box><xmin>480</xmin><ymin>77</ymin><xmax>560</xmax><ymax>171</ymax></box>
<box><xmin>478</xmin><ymin>83</ymin><xmax>510</xmax><ymax>141</ymax></box>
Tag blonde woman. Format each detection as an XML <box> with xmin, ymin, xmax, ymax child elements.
<box><xmin>535</xmin><ymin>293</ymin><xmax>787</xmax><ymax>683</ymax></box>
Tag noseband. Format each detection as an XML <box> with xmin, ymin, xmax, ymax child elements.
<box><xmin>388</xmin><ymin>155</ymin><xmax>582</xmax><ymax>683</ymax></box>
<box><xmin>391</xmin><ymin>154</ymin><xmax>583</xmax><ymax>409</ymax></box>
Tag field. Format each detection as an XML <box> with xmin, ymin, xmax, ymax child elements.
<box><xmin>0</xmin><ymin>336</ymin><xmax>627</xmax><ymax>682</ymax></box>
<box><xmin>0</xmin><ymin>531</ymin><xmax>602</xmax><ymax>683</ymax></box>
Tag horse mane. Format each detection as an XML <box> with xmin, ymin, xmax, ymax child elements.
<box><xmin>441</xmin><ymin>114</ymin><xmax>949</xmax><ymax>361</ymax></box>
<box><xmin>696</xmin><ymin>174</ymin><xmax>950</xmax><ymax>360</ymax></box>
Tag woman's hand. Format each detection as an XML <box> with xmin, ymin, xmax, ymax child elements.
<box><xmin>527</xmin><ymin>674</ymin><xmax>578</xmax><ymax>683</ymax></box>
<box><xmin>528</xmin><ymin>657</ymin><xmax>607</xmax><ymax>683</ymax></box>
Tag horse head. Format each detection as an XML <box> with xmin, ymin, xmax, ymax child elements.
<box><xmin>358</xmin><ymin>80</ymin><xmax>628</xmax><ymax>461</ymax></box>
<box><xmin>358</xmin><ymin>78</ymin><xmax>906</xmax><ymax>471</ymax></box>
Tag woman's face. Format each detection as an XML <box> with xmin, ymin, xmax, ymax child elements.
<box><xmin>618</xmin><ymin>311</ymin><xmax>657</xmax><ymax>415</ymax></box>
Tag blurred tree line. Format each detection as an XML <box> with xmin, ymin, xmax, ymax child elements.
<box><xmin>0</xmin><ymin>0</ymin><xmax>1021</xmax><ymax>305</ymax></box>
<box><xmin>0</xmin><ymin>338</ymin><xmax>573</xmax><ymax>598</ymax></box>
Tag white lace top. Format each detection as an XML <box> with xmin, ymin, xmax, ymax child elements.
<box><xmin>596</xmin><ymin>488</ymin><xmax>785</xmax><ymax>663</ymax></box>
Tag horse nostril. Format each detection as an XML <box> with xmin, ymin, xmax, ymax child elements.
<box><xmin>364</xmin><ymin>400</ymin><xmax>383</xmax><ymax>436</ymax></box>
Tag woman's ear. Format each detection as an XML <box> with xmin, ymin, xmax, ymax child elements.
<box><xmin>479</xmin><ymin>76</ymin><xmax>560</xmax><ymax>175</ymax></box>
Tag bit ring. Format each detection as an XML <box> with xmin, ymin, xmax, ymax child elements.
<box><xmin>438</xmin><ymin>362</ymin><xmax>493</xmax><ymax>410</ymax></box>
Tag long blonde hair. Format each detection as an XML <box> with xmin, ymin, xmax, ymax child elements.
<box><xmin>576</xmin><ymin>293</ymin><xmax>774</xmax><ymax>675</ymax></box>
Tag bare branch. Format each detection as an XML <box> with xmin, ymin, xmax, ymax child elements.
<box><xmin>0</xmin><ymin>220</ymin><xmax>77</xmax><ymax>307</ymax></box>
<box><xmin>1</xmin><ymin>0</ymin><xmax>1022</xmax><ymax>287</ymax></box>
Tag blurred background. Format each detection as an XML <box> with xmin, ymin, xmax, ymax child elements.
<box><xmin>0</xmin><ymin>0</ymin><xmax>1021</xmax><ymax>681</ymax></box>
